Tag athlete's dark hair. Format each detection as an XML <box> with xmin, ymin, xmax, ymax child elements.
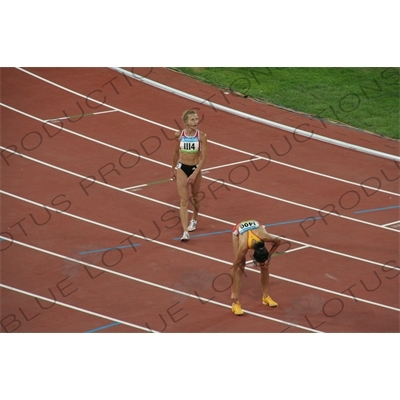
<box><xmin>252</xmin><ymin>241</ymin><xmax>269</xmax><ymax>263</ymax></box>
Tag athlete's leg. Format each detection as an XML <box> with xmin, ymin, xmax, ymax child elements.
<box><xmin>260</xmin><ymin>266</ymin><xmax>270</xmax><ymax>298</ymax></box>
<box><xmin>231</xmin><ymin>234</ymin><xmax>244</xmax><ymax>302</ymax></box>
<box><xmin>189</xmin><ymin>171</ymin><xmax>202</xmax><ymax>222</ymax></box>
<box><xmin>232</xmin><ymin>232</ymin><xmax>239</xmax><ymax>257</ymax></box>
<box><xmin>231</xmin><ymin>234</ymin><xmax>245</xmax><ymax>315</ymax></box>
<box><xmin>176</xmin><ymin>167</ymin><xmax>189</xmax><ymax>233</ymax></box>
<box><xmin>261</xmin><ymin>266</ymin><xmax>278</xmax><ymax>306</ymax></box>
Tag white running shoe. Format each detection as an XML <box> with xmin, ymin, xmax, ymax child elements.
<box><xmin>188</xmin><ymin>220</ymin><xmax>197</xmax><ymax>232</ymax></box>
<box><xmin>181</xmin><ymin>231</ymin><xmax>190</xmax><ymax>242</ymax></box>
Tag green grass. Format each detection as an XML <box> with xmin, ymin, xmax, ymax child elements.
<box><xmin>172</xmin><ymin>68</ymin><xmax>400</xmax><ymax>140</ymax></box>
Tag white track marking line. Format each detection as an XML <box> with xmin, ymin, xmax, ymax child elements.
<box><xmin>123</xmin><ymin>178</ymin><xmax>172</xmax><ymax>191</ymax></box>
<box><xmin>245</xmin><ymin>245</ymin><xmax>309</xmax><ymax>264</ymax></box>
<box><xmin>2</xmin><ymin>190</ymin><xmax>400</xmax><ymax>313</ymax></box>
<box><xmin>201</xmin><ymin>174</ymin><xmax>400</xmax><ymax>233</ymax></box>
<box><xmin>244</xmin><ymin>243</ymin><xmax>400</xmax><ymax>315</ymax></box>
<box><xmin>45</xmin><ymin>109</ymin><xmax>118</xmax><ymax>121</ymax></box>
<box><xmin>3</xmin><ymin>70</ymin><xmax>397</xmax><ymax>328</ymax></box>
<box><xmin>0</xmin><ymin>146</ymin><xmax>233</xmax><ymax>226</ymax></box>
<box><xmin>325</xmin><ymin>274</ymin><xmax>339</xmax><ymax>281</ymax></box>
<box><xmin>1</xmin><ymin>106</ymin><xmax>398</xmax><ymax>234</ymax></box>
<box><xmin>283</xmin><ymin>245</ymin><xmax>310</xmax><ymax>254</ymax></box>
<box><xmin>206</xmin><ymin>140</ymin><xmax>400</xmax><ymax>197</ymax></box>
<box><xmin>111</xmin><ymin>67</ymin><xmax>400</xmax><ymax>162</ymax></box>
<box><xmin>0</xmin><ymin>103</ymin><xmax>169</xmax><ymax>169</ymax></box>
<box><xmin>382</xmin><ymin>220</ymin><xmax>400</xmax><ymax>227</ymax></box>
<box><xmin>0</xmin><ymin>189</ymin><xmax>237</xmax><ymax>264</ymax></box>
<box><xmin>1</xmin><ymin>148</ymin><xmax>399</xmax><ymax>268</ymax></box>
<box><xmin>203</xmin><ymin>157</ymin><xmax>263</xmax><ymax>171</ymax></box>
<box><xmin>15</xmin><ymin>67</ymin><xmax>400</xmax><ymax>196</ymax></box>
<box><xmin>122</xmin><ymin>157</ymin><xmax>262</xmax><ymax>189</ymax></box>
<box><xmin>15</xmin><ymin>68</ymin><xmax>173</xmax><ymax>129</ymax></box>
<box><xmin>0</xmin><ymin>236</ymin><xmax>321</xmax><ymax>332</ymax></box>
<box><xmin>0</xmin><ymin>283</ymin><xmax>156</xmax><ymax>333</ymax></box>
<box><xmin>245</xmin><ymin>265</ymin><xmax>400</xmax><ymax>312</ymax></box>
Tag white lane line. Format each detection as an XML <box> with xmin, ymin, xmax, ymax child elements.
<box><xmin>1</xmin><ymin>106</ymin><xmax>398</xmax><ymax>234</ymax></box>
<box><xmin>0</xmin><ymin>189</ymin><xmax>236</xmax><ymax>264</ymax></box>
<box><xmin>2</xmin><ymin>189</ymin><xmax>400</xmax><ymax>314</ymax></box>
<box><xmin>206</xmin><ymin>140</ymin><xmax>400</xmax><ymax>198</ymax></box>
<box><xmin>0</xmin><ymin>236</ymin><xmax>321</xmax><ymax>332</ymax></box>
<box><xmin>0</xmin><ymin>102</ymin><xmax>169</xmax><ymax>169</ymax></box>
<box><xmin>111</xmin><ymin>67</ymin><xmax>400</xmax><ymax>163</ymax></box>
<box><xmin>245</xmin><ymin>265</ymin><xmax>400</xmax><ymax>313</ymax></box>
<box><xmin>0</xmin><ymin>145</ymin><xmax>233</xmax><ymax>227</ymax></box>
<box><xmin>15</xmin><ymin>68</ymin><xmax>173</xmax><ymax>129</ymax></box>
<box><xmin>15</xmin><ymin>67</ymin><xmax>400</xmax><ymax>195</ymax></box>
<box><xmin>1</xmin><ymin>149</ymin><xmax>399</xmax><ymax>268</ymax></box>
<box><xmin>0</xmin><ymin>283</ymin><xmax>156</xmax><ymax>333</ymax></box>
<box><xmin>201</xmin><ymin>172</ymin><xmax>400</xmax><ymax>233</ymax></box>
<box><xmin>245</xmin><ymin>245</ymin><xmax>310</xmax><ymax>265</ymax></box>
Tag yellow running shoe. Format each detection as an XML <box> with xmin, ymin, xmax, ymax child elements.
<box><xmin>262</xmin><ymin>295</ymin><xmax>278</xmax><ymax>307</ymax></box>
<box><xmin>232</xmin><ymin>302</ymin><xmax>244</xmax><ymax>316</ymax></box>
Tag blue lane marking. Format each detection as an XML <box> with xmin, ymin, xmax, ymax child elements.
<box><xmin>86</xmin><ymin>322</ymin><xmax>121</xmax><ymax>333</ymax></box>
<box><xmin>354</xmin><ymin>205</ymin><xmax>400</xmax><ymax>214</ymax></box>
<box><xmin>174</xmin><ymin>229</ymin><xmax>232</xmax><ymax>240</ymax></box>
<box><xmin>79</xmin><ymin>244</ymin><xmax>141</xmax><ymax>255</ymax></box>
<box><xmin>264</xmin><ymin>217</ymin><xmax>322</xmax><ymax>227</ymax></box>
<box><xmin>173</xmin><ymin>217</ymin><xmax>322</xmax><ymax>240</ymax></box>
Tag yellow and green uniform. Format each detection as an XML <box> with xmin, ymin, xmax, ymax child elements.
<box><xmin>232</xmin><ymin>220</ymin><xmax>263</xmax><ymax>249</ymax></box>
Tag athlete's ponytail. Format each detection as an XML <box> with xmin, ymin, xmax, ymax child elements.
<box><xmin>252</xmin><ymin>241</ymin><xmax>269</xmax><ymax>264</ymax></box>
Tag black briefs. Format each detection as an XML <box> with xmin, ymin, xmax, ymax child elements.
<box><xmin>177</xmin><ymin>162</ymin><xmax>198</xmax><ymax>177</ymax></box>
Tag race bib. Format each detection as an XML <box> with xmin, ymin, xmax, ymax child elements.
<box><xmin>180</xmin><ymin>136</ymin><xmax>200</xmax><ymax>153</ymax></box>
<box><xmin>237</xmin><ymin>220</ymin><xmax>260</xmax><ymax>234</ymax></box>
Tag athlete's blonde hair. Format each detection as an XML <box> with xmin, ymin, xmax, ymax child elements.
<box><xmin>182</xmin><ymin>109</ymin><xmax>197</xmax><ymax>123</ymax></box>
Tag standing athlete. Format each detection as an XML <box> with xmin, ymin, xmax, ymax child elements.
<box><xmin>171</xmin><ymin>109</ymin><xmax>208</xmax><ymax>242</ymax></box>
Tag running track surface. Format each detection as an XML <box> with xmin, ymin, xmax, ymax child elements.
<box><xmin>1</xmin><ymin>67</ymin><xmax>399</xmax><ymax>333</ymax></box>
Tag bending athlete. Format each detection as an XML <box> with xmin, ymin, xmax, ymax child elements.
<box><xmin>171</xmin><ymin>109</ymin><xmax>208</xmax><ymax>242</ymax></box>
<box><xmin>231</xmin><ymin>219</ymin><xmax>282</xmax><ymax>316</ymax></box>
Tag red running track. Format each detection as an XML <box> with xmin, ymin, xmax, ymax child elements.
<box><xmin>1</xmin><ymin>67</ymin><xmax>399</xmax><ymax>333</ymax></box>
